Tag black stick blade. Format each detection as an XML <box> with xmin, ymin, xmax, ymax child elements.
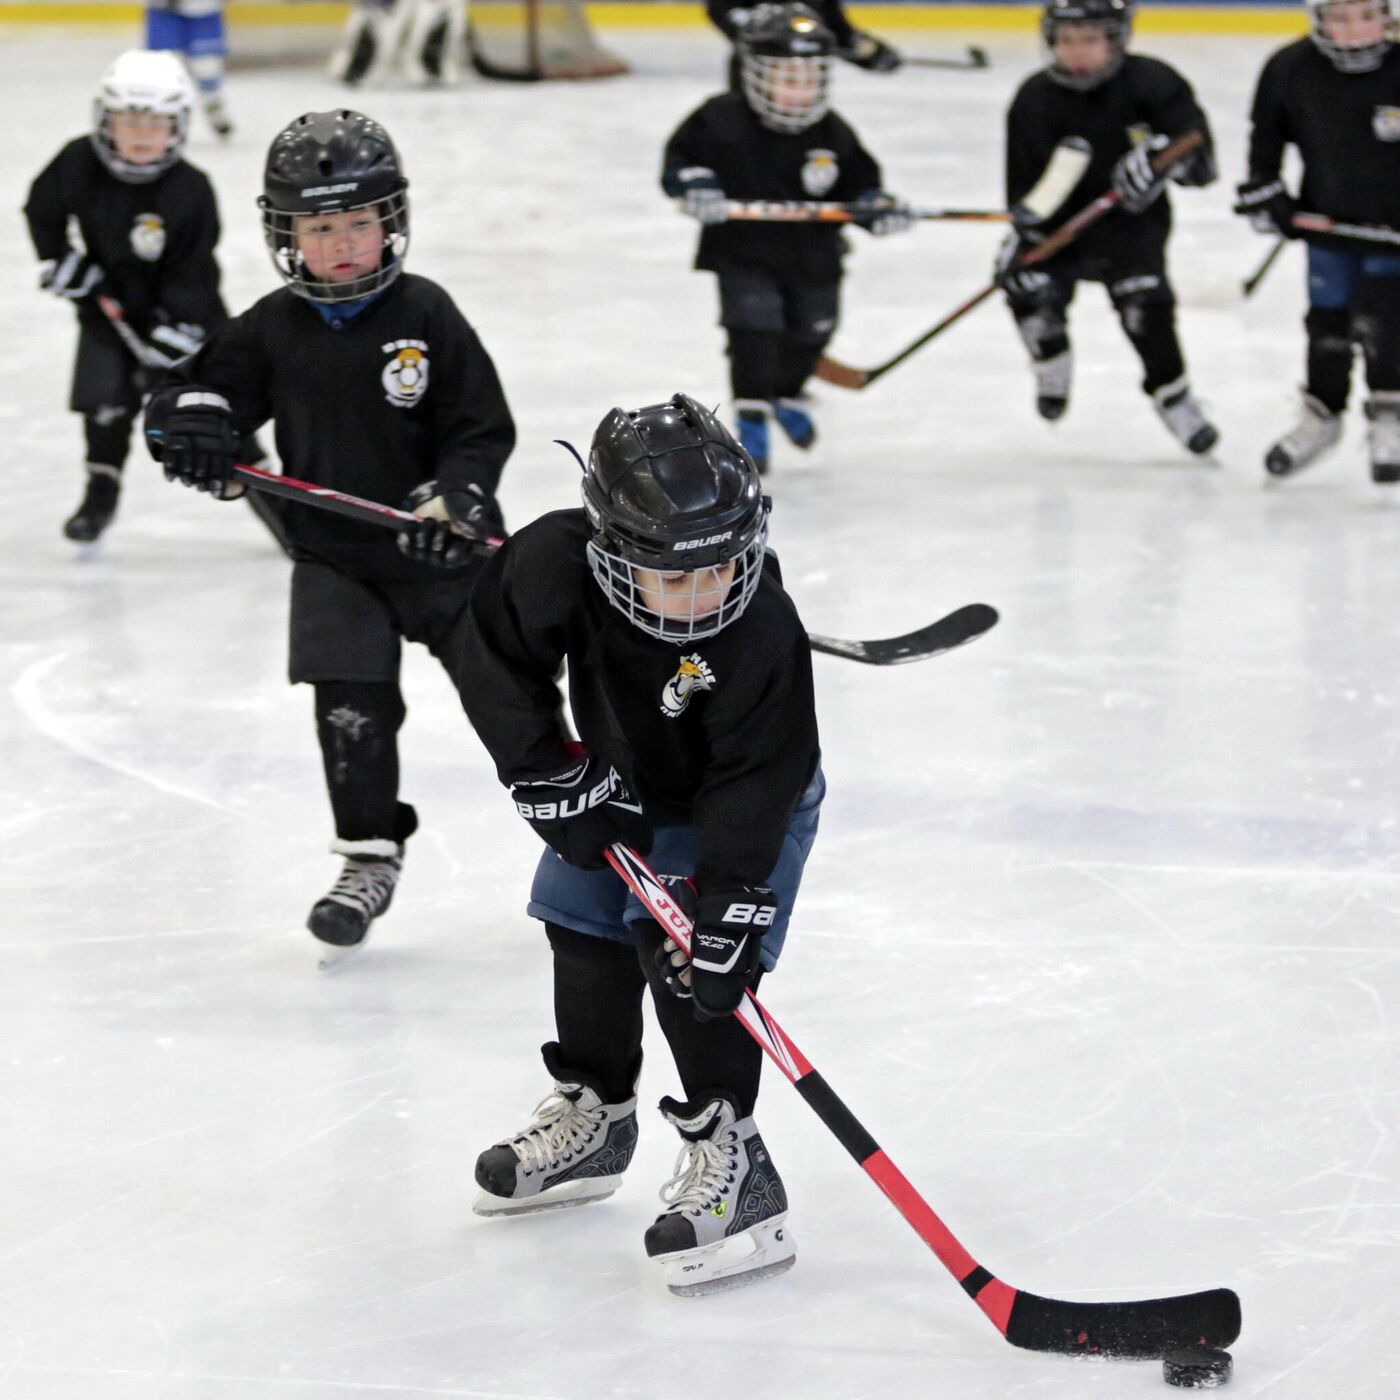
<box><xmin>1005</xmin><ymin>1286</ymin><xmax>1241</xmax><ymax>1359</ymax></box>
<box><xmin>809</xmin><ymin>603</ymin><xmax>999</xmax><ymax>666</ymax></box>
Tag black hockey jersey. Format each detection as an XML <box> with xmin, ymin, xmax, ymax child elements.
<box><xmin>662</xmin><ymin>92</ymin><xmax>882</xmax><ymax>283</ymax></box>
<box><xmin>1246</xmin><ymin>39</ymin><xmax>1400</xmax><ymax>233</ymax></box>
<box><xmin>1006</xmin><ymin>56</ymin><xmax>1214</xmax><ymax>256</ymax></box>
<box><xmin>186</xmin><ymin>272</ymin><xmax>515</xmax><ymax>579</ymax></box>
<box><xmin>23</xmin><ymin>135</ymin><xmax>224</xmax><ymax>335</ymax></box>
<box><xmin>457</xmin><ymin>510</ymin><xmax>820</xmax><ymax>892</ymax></box>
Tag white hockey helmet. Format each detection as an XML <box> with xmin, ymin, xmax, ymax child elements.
<box><xmin>92</xmin><ymin>50</ymin><xmax>194</xmax><ymax>184</ymax></box>
<box><xmin>1307</xmin><ymin>0</ymin><xmax>1396</xmax><ymax>72</ymax></box>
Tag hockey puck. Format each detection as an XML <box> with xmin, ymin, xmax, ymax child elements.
<box><xmin>1163</xmin><ymin>1348</ymin><xmax>1233</xmax><ymax>1388</ymax></box>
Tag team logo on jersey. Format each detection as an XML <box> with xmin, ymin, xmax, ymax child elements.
<box><xmin>381</xmin><ymin>339</ymin><xmax>429</xmax><ymax>408</ymax></box>
<box><xmin>130</xmin><ymin>213</ymin><xmax>165</xmax><ymax>262</ymax></box>
<box><xmin>1374</xmin><ymin>106</ymin><xmax>1400</xmax><ymax>141</ymax></box>
<box><xmin>660</xmin><ymin>654</ymin><xmax>715</xmax><ymax>718</ymax></box>
<box><xmin>801</xmin><ymin>149</ymin><xmax>839</xmax><ymax>197</ymax></box>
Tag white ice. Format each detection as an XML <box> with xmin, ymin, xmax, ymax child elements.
<box><xmin>3</xmin><ymin>22</ymin><xmax>1399</xmax><ymax>1399</ymax></box>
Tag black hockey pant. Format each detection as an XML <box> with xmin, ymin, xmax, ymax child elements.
<box><xmin>546</xmin><ymin>922</ymin><xmax>765</xmax><ymax>1116</ymax></box>
<box><xmin>719</xmin><ymin>269</ymin><xmax>840</xmax><ymax>401</ymax></box>
<box><xmin>1006</xmin><ymin>248</ymin><xmax>1186</xmax><ymax>396</ymax></box>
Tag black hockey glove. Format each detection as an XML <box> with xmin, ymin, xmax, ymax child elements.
<box><xmin>396</xmin><ymin>481</ymin><xmax>503</xmax><ymax>567</ymax></box>
<box><xmin>510</xmin><ymin>751</ymin><xmax>652</xmax><ymax>870</ymax></box>
<box><xmin>144</xmin><ymin>384</ymin><xmax>241</xmax><ymax>498</ymax></box>
<box><xmin>40</xmin><ymin>249</ymin><xmax>103</xmax><ymax>301</ymax></box>
<box><xmin>674</xmin><ymin>167</ymin><xmax>727</xmax><ymax>225</ymax></box>
<box><xmin>851</xmin><ymin>190</ymin><xmax>914</xmax><ymax>237</ymax></box>
<box><xmin>1234</xmin><ymin>178</ymin><xmax>1299</xmax><ymax>238</ymax></box>
<box><xmin>994</xmin><ymin>229</ymin><xmax>1052</xmax><ymax>299</ymax></box>
<box><xmin>1110</xmin><ymin>138</ymin><xmax>1170</xmax><ymax>215</ymax></box>
<box><xmin>689</xmin><ymin>885</ymin><xmax>776</xmax><ymax>1021</ymax></box>
<box><xmin>846</xmin><ymin>31</ymin><xmax>902</xmax><ymax>71</ymax></box>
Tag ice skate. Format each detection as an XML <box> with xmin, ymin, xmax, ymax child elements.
<box><xmin>308</xmin><ymin>837</ymin><xmax>403</xmax><ymax>967</ymax></box>
<box><xmin>1152</xmin><ymin>377</ymin><xmax>1219</xmax><ymax>456</ymax></box>
<box><xmin>1265</xmin><ymin>391</ymin><xmax>1341</xmax><ymax>477</ymax></box>
<box><xmin>1365</xmin><ymin>392</ymin><xmax>1400</xmax><ymax>483</ymax></box>
<box><xmin>473</xmin><ymin>1043</ymin><xmax>639</xmax><ymax>1216</ymax></box>
<box><xmin>770</xmin><ymin>397</ymin><xmax>816</xmax><ymax>449</ymax></box>
<box><xmin>202</xmin><ymin>96</ymin><xmax>234</xmax><ymax>140</ymax></box>
<box><xmin>735</xmin><ymin>401</ymin><xmax>770</xmax><ymax>475</ymax></box>
<box><xmin>644</xmin><ymin>1094</ymin><xmax>794</xmax><ymax>1297</ymax></box>
<box><xmin>1033</xmin><ymin>349</ymin><xmax>1072</xmax><ymax>421</ymax></box>
<box><xmin>63</xmin><ymin>467</ymin><xmax>120</xmax><ymax>542</ymax></box>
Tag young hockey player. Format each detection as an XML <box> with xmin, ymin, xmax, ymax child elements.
<box><xmin>708</xmin><ymin>0</ymin><xmax>902</xmax><ymax>75</ymax></box>
<box><xmin>662</xmin><ymin>3</ymin><xmax>911</xmax><ymax>472</ymax></box>
<box><xmin>458</xmin><ymin>392</ymin><xmax>824</xmax><ymax>1297</ymax></box>
<box><xmin>145</xmin><ymin>110</ymin><xmax>515</xmax><ymax>959</ymax></box>
<box><xmin>145</xmin><ymin>0</ymin><xmax>235</xmax><ymax>136</ymax></box>
<box><xmin>997</xmin><ymin>0</ymin><xmax>1219</xmax><ymax>455</ymax></box>
<box><xmin>329</xmin><ymin>0</ymin><xmax>462</xmax><ymax>86</ymax></box>
<box><xmin>1236</xmin><ymin>0</ymin><xmax>1400</xmax><ymax>482</ymax></box>
<box><xmin>25</xmin><ymin>50</ymin><xmax>228</xmax><ymax>542</ymax></box>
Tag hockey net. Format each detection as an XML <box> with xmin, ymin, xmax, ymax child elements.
<box><xmin>467</xmin><ymin>0</ymin><xmax>629</xmax><ymax>79</ymax></box>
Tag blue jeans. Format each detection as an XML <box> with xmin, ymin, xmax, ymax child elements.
<box><xmin>1307</xmin><ymin>245</ymin><xmax>1400</xmax><ymax>310</ymax></box>
<box><xmin>527</xmin><ymin>768</ymin><xmax>825</xmax><ymax>970</ymax></box>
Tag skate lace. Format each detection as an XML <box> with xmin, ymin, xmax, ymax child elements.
<box><xmin>326</xmin><ymin>857</ymin><xmax>399</xmax><ymax>916</ymax></box>
<box><xmin>511</xmin><ymin>1091</ymin><xmax>605</xmax><ymax>1174</ymax></box>
<box><xmin>658</xmin><ymin>1134</ymin><xmax>739</xmax><ymax>1214</ymax></box>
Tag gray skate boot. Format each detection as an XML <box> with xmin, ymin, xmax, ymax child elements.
<box><xmin>644</xmin><ymin>1094</ymin><xmax>794</xmax><ymax>1297</ymax></box>
<box><xmin>1265</xmin><ymin>390</ymin><xmax>1342</xmax><ymax>477</ymax></box>
<box><xmin>1152</xmin><ymin>376</ymin><xmax>1219</xmax><ymax>456</ymax></box>
<box><xmin>308</xmin><ymin>837</ymin><xmax>403</xmax><ymax>967</ymax></box>
<box><xmin>473</xmin><ymin>1043</ymin><xmax>639</xmax><ymax>1217</ymax></box>
<box><xmin>1033</xmin><ymin>349</ymin><xmax>1072</xmax><ymax>421</ymax></box>
<box><xmin>1365</xmin><ymin>391</ymin><xmax>1400</xmax><ymax>483</ymax></box>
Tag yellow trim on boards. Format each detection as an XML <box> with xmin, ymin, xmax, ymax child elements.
<box><xmin>0</xmin><ymin>1</ymin><xmax>1311</xmax><ymax>37</ymax></box>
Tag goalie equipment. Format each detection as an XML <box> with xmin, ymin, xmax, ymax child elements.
<box><xmin>467</xmin><ymin>0</ymin><xmax>629</xmax><ymax>80</ymax></box>
<box><xmin>91</xmin><ymin>50</ymin><xmax>194</xmax><ymax>185</ymax></box>
<box><xmin>1307</xmin><ymin>0</ymin><xmax>1396</xmax><ymax>72</ymax></box>
<box><xmin>1041</xmin><ymin>0</ymin><xmax>1134</xmax><ymax>91</ymax></box>
<box><xmin>1264</xmin><ymin>390</ymin><xmax>1341</xmax><ymax>476</ymax></box>
<box><xmin>258</xmin><ymin>110</ymin><xmax>409</xmax><ymax>305</ymax></box>
<box><xmin>644</xmin><ymin>1094</ymin><xmax>794</xmax><ymax>1297</ymax></box>
<box><xmin>738</xmin><ymin>3</ymin><xmax>835</xmax><ymax>134</ymax></box>
<box><xmin>473</xmin><ymin>1043</ymin><xmax>640</xmax><ymax>1215</ymax></box>
<box><xmin>581</xmin><ymin>392</ymin><xmax>769</xmax><ymax>641</ymax></box>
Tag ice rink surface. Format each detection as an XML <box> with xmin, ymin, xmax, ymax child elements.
<box><xmin>3</xmin><ymin>20</ymin><xmax>1400</xmax><ymax>1398</ymax></box>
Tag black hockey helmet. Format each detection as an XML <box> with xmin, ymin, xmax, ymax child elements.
<box><xmin>257</xmin><ymin>110</ymin><xmax>409</xmax><ymax>304</ymax></box>
<box><xmin>1040</xmin><ymin>0</ymin><xmax>1134</xmax><ymax>89</ymax></box>
<box><xmin>1306</xmin><ymin>0</ymin><xmax>1396</xmax><ymax>73</ymax></box>
<box><xmin>737</xmin><ymin>3</ymin><xmax>835</xmax><ymax>133</ymax></box>
<box><xmin>581</xmin><ymin>393</ymin><xmax>769</xmax><ymax>641</ymax></box>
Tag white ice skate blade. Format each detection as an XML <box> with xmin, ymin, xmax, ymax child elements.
<box><xmin>659</xmin><ymin>1215</ymin><xmax>795</xmax><ymax>1298</ymax></box>
<box><xmin>316</xmin><ymin>931</ymin><xmax>370</xmax><ymax>971</ymax></box>
<box><xmin>472</xmin><ymin>1175</ymin><xmax>622</xmax><ymax>1218</ymax></box>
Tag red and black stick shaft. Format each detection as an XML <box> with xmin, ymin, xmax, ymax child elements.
<box><xmin>606</xmin><ymin>842</ymin><xmax>1240</xmax><ymax>1358</ymax></box>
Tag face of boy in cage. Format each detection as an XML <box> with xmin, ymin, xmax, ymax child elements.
<box><xmin>1320</xmin><ymin>0</ymin><xmax>1389</xmax><ymax>49</ymax></box>
<box><xmin>763</xmin><ymin>57</ymin><xmax>824</xmax><ymax>116</ymax></box>
<box><xmin>293</xmin><ymin>208</ymin><xmax>385</xmax><ymax>284</ymax></box>
<box><xmin>632</xmin><ymin>563</ymin><xmax>738</xmax><ymax>625</ymax></box>
<box><xmin>109</xmin><ymin>111</ymin><xmax>176</xmax><ymax>166</ymax></box>
<box><xmin>1053</xmin><ymin>22</ymin><xmax>1115</xmax><ymax>78</ymax></box>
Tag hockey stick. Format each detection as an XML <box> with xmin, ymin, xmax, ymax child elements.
<box><xmin>229</xmin><ymin>464</ymin><xmax>994</xmax><ymax>666</ymax></box>
<box><xmin>607</xmin><ymin>842</ymin><xmax>1242</xmax><ymax>1358</ymax></box>
<box><xmin>816</xmin><ymin>130</ymin><xmax>1205</xmax><ymax>391</ymax></box>
<box><xmin>1291</xmin><ymin>212</ymin><xmax>1400</xmax><ymax>247</ymax></box>
<box><xmin>96</xmin><ymin>295</ymin><xmax>175</xmax><ymax>372</ymax></box>
<box><xmin>837</xmin><ymin>44</ymin><xmax>989</xmax><ymax>70</ymax></box>
<box><xmin>720</xmin><ymin>200</ymin><xmax>1008</xmax><ymax>224</ymax></box>
<box><xmin>1242</xmin><ymin>236</ymin><xmax>1287</xmax><ymax>298</ymax></box>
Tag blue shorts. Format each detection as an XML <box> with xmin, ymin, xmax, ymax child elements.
<box><xmin>146</xmin><ymin>10</ymin><xmax>227</xmax><ymax>58</ymax></box>
<box><xmin>1308</xmin><ymin>245</ymin><xmax>1400</xmax><ymax>310</ymax></box>
<box><xmin>526</xmin><ymin>768</ymin><xmax>825</xmax><ymax>970</ymax></box>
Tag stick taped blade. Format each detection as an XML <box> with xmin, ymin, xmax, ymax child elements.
<box><xmin>1005</xmin><ymin>1286</ymin><xmax>1241</xmax><ymax>1358</ymax></box>
<box><xmin>813</xmin><ymin>355</ymin><xmax>870</xmax><ymax>390</ymax></box>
